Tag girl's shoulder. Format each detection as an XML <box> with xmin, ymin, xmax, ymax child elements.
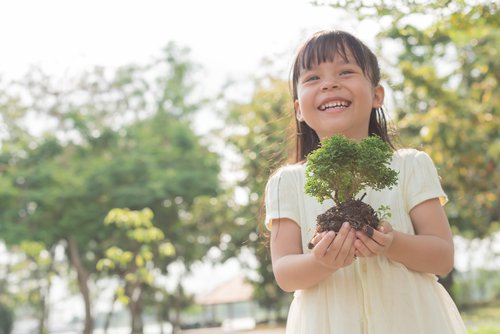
<box><xmin>394</xmin><ymin>147</ymin><xmax>426</xmax><ymax>158</ymax></box>
<box><xmin>392</xmin><ymin>148</ymin><xmax>442</xmax><ymax>178</ymax></box>
<box><xmin>270</xmin><ymin>162</ymin><xmax>306</xmax><ymax>176</ymax></box>
<box><xmin>266</xmin><ymin>162</ymin><xmax>306</xmax><ymax>184</ymax></box>
<box><xmin>264</xmin><ymin>163</ymin><xmax>306</xmax><ymax>203</ymax></box>
<box><xmin>393</xmin><ymin>148</ymin><xmax>435</xmax><ymax>165</ymax></box>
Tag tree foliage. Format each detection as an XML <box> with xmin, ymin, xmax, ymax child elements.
<box><xmin>221</xmin><ymin>77</ymin><xmax>294</xmax><ymax>320</ymax></box>
<box><xmin>0</xmin><ymin>43</ymin><xmax>221</xmax><ymax>332</ymax></box>
<box><xmin>97</xmin><ymin>208</ymin><xmax>175</xmax><ymax>334</ymax></box>
<box><xmin>305</xmin><ymin>135</ymin><xmax>398</xmax><ymax>206</ymax></box>
<box><xmin>11</xmin><ymin>241</ymin><xmax>57</xmax><ymax>334</ymax></box>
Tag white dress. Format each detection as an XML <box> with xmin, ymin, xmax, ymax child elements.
<box><xmin>264</xmin><ymin>149</ymin><xmax>467</xmax><ymax>334</ymax></box>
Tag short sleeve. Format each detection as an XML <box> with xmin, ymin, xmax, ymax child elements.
<box><xmin>264</xmin><ymin>166</ymin><xmax>301</xmax><ymax>230</ymax></box>
<box><xmin>404</xmin><ymin>150</ymin><xmax>448</xmax><ymax>211</ymax></box>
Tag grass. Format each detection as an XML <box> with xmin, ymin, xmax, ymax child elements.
<box><xmin>461</xmin><ymin>300</ymin><xmax>500</xmax><ymax>334</ymax></box>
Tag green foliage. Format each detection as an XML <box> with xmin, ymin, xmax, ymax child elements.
<box><xmin>0</xmin><ymin>42</ymin><xmax>221</xmax><ymax>331</ymax></box>
<box><xmin>5</xmin><ymin>241</ymin><xmax>57</xmax><ymax>334</ymax></box>
<box><xmin>376</xmin><ymin>205</ymin><xmax>392</xmax><ymax>221</ymax></box>
<box><xmin>97</xmin><ymin>208</ymin><xmax>175</xmax><ymax>283</ymax></box>
<box><xmin>305</xmin><ymin>135</ymin><xmax>398</xmax><ymax>206</ymax></box>
<box><xmin>97</xmin><ymin>207</ymin><xmax>175</xmax><ymax>329</ymax></box>
<box><xmin>221</xmin><ymin>77</ymin><xmax>294</xmax><ymax>319</ymax></box>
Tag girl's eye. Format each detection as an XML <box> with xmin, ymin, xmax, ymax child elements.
<box><xmin>304</xmin><ymin>75</ymin><xmax>320</xmax><ymax>82</ymax></box>
<box><xmin>340</xmin><ymin>70</ymin><xmax>354</xmax><ymax>76</ymax></box>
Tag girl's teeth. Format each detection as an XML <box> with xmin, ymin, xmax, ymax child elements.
<box><xmin>319</xmin><ymin>101</ymin><xmax>350</xmax><ymax>111</ymax></box>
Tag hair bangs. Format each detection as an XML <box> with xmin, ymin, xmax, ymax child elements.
<box><xmin>294</xmin><ymin>31</ymin><xmax>380</xmax><ymax>85</ymax></box>
<box><xmin>299</xmin><ymin>33</ymin><xmax>351</xmax><ymax>71</ymax></box>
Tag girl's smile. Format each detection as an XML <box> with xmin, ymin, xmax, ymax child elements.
<box><xmin>317</xmin><ymin>98</ymin><xmax>351</xmax><ymax>112</ymax></box>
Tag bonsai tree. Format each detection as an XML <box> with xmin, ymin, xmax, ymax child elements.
<box><xmin>305</xmin><ymin>135</ymin><xmax>398</xmax><ymax>248</ymax></box>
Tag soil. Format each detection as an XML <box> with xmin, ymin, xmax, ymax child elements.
<box><xmin>308</xmin><ymin>198</ymin><xmax>379</xmax><ymax>249</ymax></box>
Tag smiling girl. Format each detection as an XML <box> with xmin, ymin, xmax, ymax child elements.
<box><xmin>264</xmin><ymin>30</ymin><xmax>466</xmax><ymax>333</ymax></box>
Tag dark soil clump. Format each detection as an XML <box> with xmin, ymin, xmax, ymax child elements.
<box><xmin>308</xmin><ymin>198</ymin><xmax>379</xmax><ymax>249</ymax></box>
<box><xmin>316</xmin><ymin>199</ymin><xmax>379</xmax><ymax>233</ymax></box>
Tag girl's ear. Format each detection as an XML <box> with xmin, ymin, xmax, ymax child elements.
<box><xmin>372</xmin><ymin>85</ymin><xmax>385</xmax><ymax>108</ymax></box>
<box><xmin>295</xmin><ymin>100</ymin><xmax>304</xmax><ymax>121</ymax></box>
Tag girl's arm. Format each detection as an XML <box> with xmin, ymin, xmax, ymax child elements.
<box><xmin>271</xmin><ymin>219</ymin><xmax>356</xmax><ymax>292</ymax></box>
<box><xmin>354</xmin><ymin>198</ymin><xmax>454</xmax><ymax>276</ymax></box>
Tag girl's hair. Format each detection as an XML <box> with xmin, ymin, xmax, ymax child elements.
<box><xmin>290</xmin><ymin>30</ymin><xmax>394</xmax><ymax>162</ymax></box>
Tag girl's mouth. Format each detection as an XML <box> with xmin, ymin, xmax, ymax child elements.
<box><xmin>318</xmin><ymin>100</ymin><xmax>351</xmax><ymax>111</ymax></box>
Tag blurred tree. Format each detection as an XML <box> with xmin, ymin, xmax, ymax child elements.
<box><xmin>183</xmin><ymin>194</ymin><xmax>241</xmax><ymax>262</ymax></box>
<box><xmin>220</xmin><ymin>77</ymin><xmax>295</xmax><ymax>321</ymax></box>
<box><xmin>0</xmin><ymin>43</ymin><xmax>220</xmax><ymax>333</ymax></box>
<box><xmin>97</xmin><ymin>208</ymin><xmax>175</xmax><ymax>334</ymax></box>
<box><xmin>10</xmin><ymin>241</ymin><xmax>57</xmax><ymax>334</ymax></box>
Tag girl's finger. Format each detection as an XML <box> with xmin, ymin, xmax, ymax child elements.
<box><xmin>346</xmin><ymin>243</ymin><xmax>357</xmax><ymax>263</ymax></box>
<box><xmin>370</xmin><ymin>222</ymin><xmax>393</xmax><ymax>246</ymax></box>
<box><xmin>308</xmin><ymin>231</ymin><xmax>327</xmax><ymax>249</ymax></box>
<box><xmin>313</xmin><ymin>231</ymin><xmax>336</xmax><ymax>256</ymax></box>
<box><xmin>378</xmin><ymin>221</ymin><xmax>393</xmax><ymax>233</ymax></box>
<box><xmin>354</xmin><ymin>238</ymin><xmax>373</xmax><ymax>257</ymax></box>
<box><xmin>335</xmin><ymin>229</ymin><xmax>355</xmax><ymax>262</ymax></box>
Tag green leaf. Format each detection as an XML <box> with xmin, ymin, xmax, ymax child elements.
<box><xmin>305</xmin><ymin>135</ymin><xmax>398</xmax><ymax>206</ymax></box>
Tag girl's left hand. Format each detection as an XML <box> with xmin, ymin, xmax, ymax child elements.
<box><xmin>354</xmin><ymin>221</ymin><xmax>394</xmax><ymax>257</ymax></box>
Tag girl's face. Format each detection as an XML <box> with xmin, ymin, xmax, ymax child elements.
<box><xmin>294</xmin><ymin>52</ymin><xmax>384</xmax><ymax>141</ymax></box>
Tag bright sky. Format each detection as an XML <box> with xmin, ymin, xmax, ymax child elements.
<box><xmin>0</xmin><ymin>0</ymin><xmax>379</xmax><ymax>93</ymax></box>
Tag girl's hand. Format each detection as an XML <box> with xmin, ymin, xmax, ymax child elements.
<box><xmin>309</xmin><ymin>222</ymin><xmax>356</xmax><ymax>270</ymax></box>
<box><xmin>354</xmin><ymin>221</ymin><xmax>394</xmax><ymax>258</ymax></box>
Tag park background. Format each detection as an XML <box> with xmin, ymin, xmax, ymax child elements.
<box><xmin>0</xmin><ymin>0</ymin><xmax>498</xmax><ymax>333</ymax></box>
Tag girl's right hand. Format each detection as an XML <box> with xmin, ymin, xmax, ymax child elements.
<box><xmin>309</xmin><ymin>222</ymin><xmax>357</xmax><ymax>271</ymax></box>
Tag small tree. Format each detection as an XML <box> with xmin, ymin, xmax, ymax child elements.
<box><xmin>305</xmin><ymin>135</ymin><xmax>398</xmax><ymax>242</ymax></box>
<box><xmin>7</xmin><ymin>241</ymin><xmax>56</xmax><ymax>334</ymax></box>
<box><xmin>97</xmin><ymin>208</ymin><xmax>175</xmax><ymax>334</ymax></box>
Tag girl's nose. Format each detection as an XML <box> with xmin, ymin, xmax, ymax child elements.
<box><xmin>321</xmin><ymin>79</ymin><xmax>340</xmax><ymax>90</ymax></box>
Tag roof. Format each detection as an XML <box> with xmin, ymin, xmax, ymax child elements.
<box><xmin>195</xmin><ymin>276</ymin><xmax>254</xmax><ymax>305</ymax></box>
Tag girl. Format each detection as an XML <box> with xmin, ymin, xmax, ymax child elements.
<box><xmin>264</xmin><ymin>30</ymin><xmax>467</xmax><ymax>333</ymax></box>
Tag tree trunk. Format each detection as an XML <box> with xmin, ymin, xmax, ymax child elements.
<box><xmin>67</xmin><ymin>237</ymin><xmax>93</xmax><ymax>334</ymax></box>
<box><xmin>104</xmin><ymin>291</ymin><xmax>118</xmax><ymax>334</ymax></box>
<box><xmin>38</xmin><ymin>275</ymin><xmax>52</xmax><ymax>334</ymax></box>
<box><xmin>38</xmin><ymin>292</ymin><xmax>46</xmax><ymax>334</ymax></box>
<box><xmin>156</xmin><ymin>306</ymin><xmax>165</xmax><ymax>334</ymax></box>
<box><xmin>33</xmin><ymin>254</ymin><xmax>54</xmax><ymax>334</ymax></box>
<box><xmin>127</xmin><ymin>282</ymin><xmax>144</xmax><ymax>334</ymax></box>
<box><xmin>34</xmin><ymin>266</ymin><xmax>46</xmax><ymax>334</ymax></box>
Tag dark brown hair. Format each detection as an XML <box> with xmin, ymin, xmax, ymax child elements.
<box><xmin>290</xmin><ymin>30</ymin><xmax>394</xmax><ymax>162</ymax></box>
